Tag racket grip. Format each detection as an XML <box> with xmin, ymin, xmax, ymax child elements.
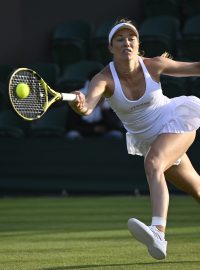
<box><xmin>61</xmin><ymin>93</ymin><xmax>77</xmax><ymax>101</ymax></box>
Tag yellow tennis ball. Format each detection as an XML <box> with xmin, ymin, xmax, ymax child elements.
<box><xmin>16</xmin><ymin>83</ymin><xmax>30</xmax><ymax>99</ymax></box>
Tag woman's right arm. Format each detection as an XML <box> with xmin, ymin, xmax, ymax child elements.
<box><xmin>68</xmin><ymin>72</ymin><xmax>108</xmax><ymax>116</ymax></box>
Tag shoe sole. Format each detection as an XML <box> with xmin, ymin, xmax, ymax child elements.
<box><xmin>128</xmin><ymin>218</ymin><xmax>166</xmax><ymax>260</ymax></box>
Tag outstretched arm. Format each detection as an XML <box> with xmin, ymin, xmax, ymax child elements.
<box><xmin>150</xmin><ymin>56</ymin><xmax>200</xmax><ymax>78</ymax></box>
<box><xmin>69</xmin><ymin>73</ymin><xmax>107</xmax><ymax>116</ymax></box>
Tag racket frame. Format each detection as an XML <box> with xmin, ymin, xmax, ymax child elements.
<box><xmin>9</xmin><ymin>68</ymin><xmax>76</xmax><ymax>121</ymax></box>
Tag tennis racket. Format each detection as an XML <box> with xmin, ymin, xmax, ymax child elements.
<box><xmin>9</xmin><ymin>67</ymin><xmax>76</xmax><ymax>121</ymax></box>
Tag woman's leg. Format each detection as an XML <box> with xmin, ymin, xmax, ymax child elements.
<box><xmin>144</xmin><ymin>131</ymin><xmax>196</xmax><ymax>232</ymax></box>
<box><xmin>128</xmin><ymin>131</ymin><xmax>196</xmax><ymax>260</ymax></box>
<box><xmin>165</xmin><ymin>153</ymin><xmax>200</xmax><ymax>202</ymax></box>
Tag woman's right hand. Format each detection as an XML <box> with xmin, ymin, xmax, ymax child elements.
<box><xmin>69</xmin><ymin>91</ymin><xmax>87</xmax><ymax>115</ymax></box>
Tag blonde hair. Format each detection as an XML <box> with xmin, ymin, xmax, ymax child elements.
<box><xmin>161</xmin><ymin>52</ymin><xmax>173</xmax><ymax>59</ymax></box>
<box><xmin>111</xmin><ymin>18</ymin><xmax>138</xmax><ymax>32</ymax></box>
<box><xmin>113</xmin><ymin>18</ymin><xmax>135</xmax><ymax>26</ymax></box>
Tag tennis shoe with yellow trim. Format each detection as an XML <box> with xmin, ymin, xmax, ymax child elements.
<box><xmin>128</xmin><ymin>218</ymin><xmax>167</xmax><ymax>260</ymax></box>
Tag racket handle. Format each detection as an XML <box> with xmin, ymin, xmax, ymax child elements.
<box><xmin>61</xmin><ymin>93</ymin><xmax>77</xmax><ymax>101</ymax></box>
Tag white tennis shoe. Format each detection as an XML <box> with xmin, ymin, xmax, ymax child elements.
<box><xmin>128</xmin><ymin>218</ymin><xmax>167</xmax><ymax>260</ymax></box>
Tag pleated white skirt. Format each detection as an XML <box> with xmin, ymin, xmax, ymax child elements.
<box><xmin>126</xmin><ymin>95</ymin><xmax>200</xmax><ymax>161</ymax></box>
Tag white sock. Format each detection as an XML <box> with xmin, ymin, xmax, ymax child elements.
<box><xmin>151</xmin><ymin>216</ymin><xmax>166</xmax><ymax>239</ymax></box>
<box><xmin>151</xmin><ymin>216</ymin><xmax>166</xmax><ymax>227</ymax></box>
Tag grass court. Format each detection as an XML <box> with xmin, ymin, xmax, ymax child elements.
<box><xmin>0</xmin><ymin>195</ymin><xmax>199</xmax><ymax>270</ymax></box>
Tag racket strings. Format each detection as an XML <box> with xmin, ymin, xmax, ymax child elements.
<box><xmin>10</xmin><ymin>70</ymin><xmax>46</xmax><ymax>119</ymax></box>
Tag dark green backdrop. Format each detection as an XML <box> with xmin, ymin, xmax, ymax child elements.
<box><xmin>0</xmin><ymin>137</ymin><xmax>199</xmax><ymax>195</ymax></box>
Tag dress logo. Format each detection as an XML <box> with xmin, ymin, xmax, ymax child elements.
<box><xmin>130</xmin><ymin>100</ymin><xmax>152</xmax><ymax>111</ymax></box>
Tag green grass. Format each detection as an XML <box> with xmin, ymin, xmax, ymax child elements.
<box><xmin>0</xmin><ymin>195</ymin><xmax>199</xmax><ymax>270</ymax></box>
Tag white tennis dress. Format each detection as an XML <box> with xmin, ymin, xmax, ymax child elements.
<box><xmin>106</xmin><ymin>56</ymin><xmax>200</xmax><ymax>159</ymax></box>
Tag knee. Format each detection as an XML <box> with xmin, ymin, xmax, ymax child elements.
<box><xmin>144</xmin><ymin>156</ymin><xmax>163</xmax><ymax>181</ymax></box>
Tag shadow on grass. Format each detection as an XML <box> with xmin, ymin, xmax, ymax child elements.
<box><xmin>40</xmin><ymin>261</ymin><xmax>200</xmax><ymax>270</ymax></box>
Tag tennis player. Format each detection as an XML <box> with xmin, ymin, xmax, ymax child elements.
<box><xmin>69</xmin><ymin>18</ymin><xmax>200</xmax><ymax>260</ymax></box>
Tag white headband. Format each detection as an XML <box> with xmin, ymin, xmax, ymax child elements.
<box><xmin>108</xmin><ymin>22</ymin><xmax>139</xmax><ymax>44</ymax></box>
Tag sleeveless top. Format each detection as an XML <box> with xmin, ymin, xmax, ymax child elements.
<box><xmin>106</xmin><ymin>56</ymin><xmax>200</xmax><ymax>157</ymax></box>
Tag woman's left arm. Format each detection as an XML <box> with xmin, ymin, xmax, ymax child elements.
<box><xmin>152</xmin><ymin>56</ymin><xmax>200</xmax><ymax>77</ymax></box>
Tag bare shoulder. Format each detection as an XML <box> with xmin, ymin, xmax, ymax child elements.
<box><xmin>143</xmin><ymin>56</ymin><xmax>171</xmax><ymax>69</ymax></box>
<box><xmin>140</xmin><ymin>56</ymin><xmax>165</xmax><ymax>80</ymax></box>
<box><xmin>93</xmin><ymin>65</ymin><xmax>112</xmax><ymax>81</ymax></box>
<box><xmin>142</xmin><ymin>56</ymin><xmax>177</xmax><ymax>77</ymax></box>
<box><xmin>90</xmin><ymin>65</ymin><xmax>114</xmax><ymax>97</ymax></box>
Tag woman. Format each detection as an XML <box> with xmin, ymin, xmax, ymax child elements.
<box><xmin>69</xmin><ymin>18</ymin><xmax>200</xmax><ymax>260</ymax></box>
